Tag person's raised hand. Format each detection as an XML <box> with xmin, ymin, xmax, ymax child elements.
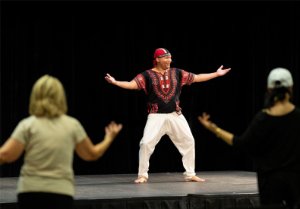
<box><xmin>198</xmin><ymin>112</ymin><xmax>212</xmax><ymax>129</ymax></box>
<box><xmin>216</xmin><ymin>65</ymin><xmax>231</xmax><ymax>76</ymax></box>
<box><xmin>105</xmin><ymin>121</ymin><xmax>123</xmax><ymax>140</ymax></box>
<box><xmin>105</xmin><ymin>73</ymin><xmax>116</xmax><ymax>84</ymax></box>
<box><xmin>198</xmin><ymin>112</ymin><xmax>218</xmax><ymax>132</ymax></box>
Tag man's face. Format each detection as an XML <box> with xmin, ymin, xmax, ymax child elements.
<box><xmin>157</xmin><ymin>55</ymin><xmax>172</xmax><ymax>69</ymax></box>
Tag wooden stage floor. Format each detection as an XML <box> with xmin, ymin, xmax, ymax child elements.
<box><xmin>0</xmin><ymin>170</ymin><xmax>260</xmax><ymax>209</ymax></box>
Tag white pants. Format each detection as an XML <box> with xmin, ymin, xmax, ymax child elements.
<box><xmin>138</xmin><ymin>112</ymin><xmax>196</xmax><ymax>179</ymax></box>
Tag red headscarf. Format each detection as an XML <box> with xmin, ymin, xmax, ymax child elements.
<box><xmin>153</xmin><ymin>48</ymin><xmax>171</xmax><ymax>66</ymax></box>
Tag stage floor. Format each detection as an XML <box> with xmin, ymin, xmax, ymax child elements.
<box><xmin>0</xmin><ymin>171</ymin><xmax>259</xmax><ymax>209</ymax></box>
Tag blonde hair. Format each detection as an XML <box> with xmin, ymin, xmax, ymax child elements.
<box><xmin>29</xmin><ymin>74</ymin><xmax>68</xmax><ymax>117</ymax></box>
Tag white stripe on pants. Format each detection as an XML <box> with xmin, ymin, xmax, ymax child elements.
<box><xmin>138</xmin><ymin>112</ymin><xmax>196</xmax><ymax>179</ymax></box>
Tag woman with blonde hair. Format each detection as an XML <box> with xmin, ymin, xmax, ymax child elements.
<box><xmin>0</xmin><ymin>74</ymin><xmax>123</xmax><ymax>209</ymax></box>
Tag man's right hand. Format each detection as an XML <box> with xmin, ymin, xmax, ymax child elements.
<box><xmin>105</xmin><ymin>73</ymin><xmax>116</xmax><ymax>84</ymax></box>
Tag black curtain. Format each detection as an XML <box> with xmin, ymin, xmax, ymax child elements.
<box><xmin>1</xmin><ymin>1</ymin><xmax>300</xmax><ymax>177</ymax></box>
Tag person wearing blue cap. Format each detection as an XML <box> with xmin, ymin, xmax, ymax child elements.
<box><xmin>105</xmin><ymin>48</ymin><xmax>231</xmax><ymax>183</ymax></box>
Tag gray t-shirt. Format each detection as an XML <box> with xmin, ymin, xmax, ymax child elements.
<box><xmin>11</xmin><ymin>115</ymin><xmax>87</xmax><ymax>196</ymax></box>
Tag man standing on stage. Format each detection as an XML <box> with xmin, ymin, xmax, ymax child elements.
<box><xmin>105</xmin><ymin>48</ymin><xmax>231</xmax><ymax>183</ymax></box>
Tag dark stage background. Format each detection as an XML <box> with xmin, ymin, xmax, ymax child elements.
<box><xmin>1</xmin><ymin>1</ymin><xmax>300</xmax><ymax>177</ymax></box>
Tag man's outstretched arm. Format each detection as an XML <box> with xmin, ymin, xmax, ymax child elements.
<box><xmin>105</xmin><ymin>73</ymin><xmax>138</xmax><ymax>90</ymax></box>
<box><xmin>193</xmin><ymin>65</ymin><xmax>231</xmax><ymax>83</ymax></box>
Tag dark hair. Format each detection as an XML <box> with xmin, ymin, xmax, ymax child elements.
<box><xmin>264</xmin><ymin>84</ymin><xmax>293</xmax><ymax>108</ymax></box>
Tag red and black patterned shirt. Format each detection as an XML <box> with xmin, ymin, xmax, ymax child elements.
<box><xmin>134</xmin><ymin>68</ymin><xmax>195</xmax><ymax>114</ymax></box>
